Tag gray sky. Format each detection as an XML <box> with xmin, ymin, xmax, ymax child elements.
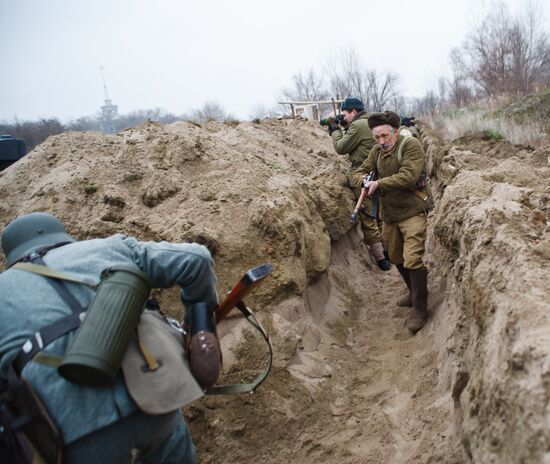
<box><xmin>0</xmin><ymin>0</ymin><xmax>542</xmax><ymax>122</ymax></box>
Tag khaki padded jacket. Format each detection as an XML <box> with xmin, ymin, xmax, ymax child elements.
<box><xmin>331</xmin><ymin>112</ymin><xmax>375</xmax><ymax>169</ymax></box>
<box><xmin>352</xmin><ymin>135</ymin><xmax>432</xmax><ymax>223</ymax></box>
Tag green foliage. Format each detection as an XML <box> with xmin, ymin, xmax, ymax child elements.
<box><xmin>482</xmin><ymin>129</ymin><xmax>504</xmax><ymax>141</ymax></box>
<box><xmin>84</xmin><ymin>183</ymin><xmax>98</xmax><ymax>194</ymax></box>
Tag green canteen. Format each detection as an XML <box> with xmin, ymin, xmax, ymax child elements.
<box><xmin>58</xmin><ymin>264</ymin><xmax>150</xmax><ymax>386</ymax></box>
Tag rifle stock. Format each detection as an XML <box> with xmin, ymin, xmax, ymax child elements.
<box><xmin>215</xmin><ymin>263</ymin><xmax>273</xmax><ymax>324</ymax></box>
<box><xmin>351</xmin><ymin>188</ymin><xmax>367</xmax><ymax>224</ymax></box>
<box><xmin>351</xmin><ymin>171</ymin><xmax>378</xmax><ymax>223</ymax></box>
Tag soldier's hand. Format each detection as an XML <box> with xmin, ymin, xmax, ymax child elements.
<box><xmin>362</xmin><ymin>175</ymin><xmax>371</xmax><ymax>188</ymax></box>
<box><xmin>363</xmin><ymin>179</ymin><xmax>379</xmax><ymax>196</ymax></box>
<box><xmin>328</xmin><ymin>122</ymin><xmax>340</xmax><ymax>135</ymax></box>
<box><xmin>401</xmin><ymin>116</ymin><xmax>416</xmax><ymax>127</ymax></box>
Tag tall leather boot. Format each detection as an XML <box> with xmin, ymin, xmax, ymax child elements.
<box><xmin>395</xmin><ymin>264</ymin><xmax>412</xmax><ymax>307</ymax></box>
<box><xmin>407</xmin><ymin>268</ymin><xmax>428</xmax><ymax>334</ymax></box>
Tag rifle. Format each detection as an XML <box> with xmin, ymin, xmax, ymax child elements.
<box><xmin>350</xmin><ymin>170</ymin><xmax>378</xmax><ymax>224</ymax></box>
<box><xmin>351</xmin><ymin>188</ymin><xmax>367</xmax><ymax>224</ymax></box>
<box><xmin>188</xmin><ymin>263</ymin><xmax>273</xmax><ymax>391</ymax></box>
<box><xmin>215</xmin><ymin>263</ymin><xmax>273</xmax><ymax>324</ymax></box>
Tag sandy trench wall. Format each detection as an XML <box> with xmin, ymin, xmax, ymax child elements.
<box><xmin>0</xmin><ymin>119</ymin><xmax>354</xmax><ymax>303</ymax></box>
<box><xmin>421</xmin><ymin>127</ymin><xmax>550</xmax><ymax>463</ymax></box>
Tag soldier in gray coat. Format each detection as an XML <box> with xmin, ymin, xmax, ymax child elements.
<box><xmin>0</xmin><ymin>212</ymin><xmax>220</xmax><ymax>463</ymax></box>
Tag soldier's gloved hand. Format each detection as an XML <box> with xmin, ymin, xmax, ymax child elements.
<box><xmin>328</xmin><ymin>122</ymin><xmax>340</xmax><ymax>135</ymax></box>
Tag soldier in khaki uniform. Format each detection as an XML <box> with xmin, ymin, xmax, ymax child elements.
<box><xmin>352</xmin><ymin>111</ymin><xmax>433</xmax><ymax>333</ymax></box>
<box><xmin>327</xmin><ymin>97</ymin><xmax>391</xmax><ymax>271</ymax></box>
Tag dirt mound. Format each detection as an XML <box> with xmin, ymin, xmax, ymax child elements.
<box><xmin>423</xmin><ymin>127</ymin><xmax>550</xmax><ymax>462</ymax></box>
<box><xmin>0</xmin><ymin>119</ymin><xmax>352</xmax><ymax>304</ymax></box>
<box><xmin>0</xmin><ymin>117</ymin><xmax>548</xmax><ymax>463</ymax></box>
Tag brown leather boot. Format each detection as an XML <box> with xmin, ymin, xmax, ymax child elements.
<box><xmin>407</xmin><ymin>268</ymin><xmax>428</xmax><ymax>334</ymax></box>
<box><xmin>395</xmin><ymin>264</ymin><xmax>412</xmax><ymax>307</ymax></box>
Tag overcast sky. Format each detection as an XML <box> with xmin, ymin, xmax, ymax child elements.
<box><xmin>0</xmin><ymin>0</ymin><xmax>544</xmax><ymax>122</ymax></box>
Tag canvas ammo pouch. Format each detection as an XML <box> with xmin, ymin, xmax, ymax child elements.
<box><xmin>0</xmin><ymin>365</ymin><xmax>63</xmax><ymax>464</ymax></box>
<box><xmin>121</xmin><ymin>308</ymin><xmax>204</xmax><ymax>414</ymax></box>
<box><xmin>122</xmin><ymin>300</ymin><xmax>274</xmax><ymax>411</ymax></box>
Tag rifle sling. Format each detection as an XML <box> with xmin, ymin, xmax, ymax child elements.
<box><xmin>12</xmin><ymin>258</ymin><xmax>88</xmax><ymax>375</ymax></box>
<box><xmin>205</xmin><ymin>301</ymin><xmax>273</xmax><ymax>396</ymax></box>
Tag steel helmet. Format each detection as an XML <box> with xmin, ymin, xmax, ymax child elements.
<box><xmin>1</xmin><ymin>212</ymin><xmax>74</xmax><ymax>267</ymax></box>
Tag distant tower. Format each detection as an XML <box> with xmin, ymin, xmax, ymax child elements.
<box><xmin>99</xmin><ymin>66</ymin><xmax>118</xmax><ymax>133</ymax></box>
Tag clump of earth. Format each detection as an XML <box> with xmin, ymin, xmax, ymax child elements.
<box><xmin>0</xmin><ymin>115</ymin><xmax>548</xmax><ymax>463</ymax></box>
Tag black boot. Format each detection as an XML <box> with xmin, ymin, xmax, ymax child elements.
<box><xmin>407</xmin><ymin>268</ymin><xmax>428</xmax><ymax>334</ymax></box>
<box><xmin>395</xmin><ymin>264</ymin><xmax>412</xmax><ymax>307</ymax></box>
<box><xmin>376</xmin><ymin>258</ymin><xmax>392</xmax><ymax>271</ymax></box>
<box><xmin>369</xmin><ymin>241</ymin><xmax>392</xmax><ymax>271</ymax></box>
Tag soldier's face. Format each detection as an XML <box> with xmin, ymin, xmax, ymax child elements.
<box><xmin>342</xmin><ymin>109</ymin><xmax>356</xmax><ymax>124</ymax></box>
<box><xmin>373</xmin><ymin>125</ymin><xmax>398</xmax><ymax>152</ymax></box>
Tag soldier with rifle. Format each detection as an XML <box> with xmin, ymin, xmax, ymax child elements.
<box><xmin>321</xmin><ymin>97</ymin><xmax>391</xmax><ymax>271</ymax></box>
<box><xmin>353</xmin><ymin>111</ymin><xmax>433</xmax><ymax>333</ymax></box>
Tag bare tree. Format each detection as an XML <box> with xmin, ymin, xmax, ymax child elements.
<box><xmin>458</xmin><ymin>0</ymin><xmax>549</xmax><ymax>96</ymax></box>
<box><xmin>507</xmin><ymin>1</ymin><xmax>550</xmax><ymax>93</ymax></box>
<box><xmin>391</xmin><ymin>95</ymin><xmax>409</xmax><ymax>116</ymax></box>
<box><xmin>111</xmin><ymin>108</ymin><xmax>179</xmax><ymax>130</ymax></box>
<box><xmin>282</xmin><ymin>69</ymin><xmax>328</xmax><ymax>102</ymax></box>
<box><xmin>324</xmin><ymin>47</ymin><xmax>366</xmax><ymax>101</ymax></box>
<box><xmin>0</xmin><ymin>117</ymin><xmax>65</xmax><ymax>152</ymax></box>
<box><xmin>411</xmin><ymin>91</ymin><xmax>440</xmax><ymax>117</ymax></box>
<box><xmin>66</xmin><ymin>115</ymin><xmax>102</xmax><ymax>132</ymax></box>
<box><xmin>438</xmin><ymin>76</ymin><xmax>447</xmax><ymax>102</ymax></box>
<box><xmin>248</xmin><ymin>104</ymin><xmax>281</xmax><ymax>120</ymax></box>
<box><xmin>191</xmin><ymin>101</ymin><xmax>228</xmax><ymax>122</ymax></box>
<box><xmin>447</xmin><ymin>48</ymin><xmax>475</xmax><ymax>107</ymax></box>
<box><xmin>365</xmin><ymin>70</ymin><xmax>401</xmax><ymax>111</ymax></box>
<box><xmin>446</xmin><ymin>76</ymin><xmax>474</xmax><ymax>108</ymax></box>
<box><xmin>323</xmin><ymin>46</ymin><xmax>402</xmax><ymax>112</ymax></box>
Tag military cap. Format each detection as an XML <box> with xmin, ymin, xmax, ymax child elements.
<box><xmin>368</xmin><ymin>111</ymin><xmax>401</xmax><ymax>129</ymax></box>
<box><xmin>340</xmin><ymin>97</ymin><xmax>364</xmax><ymax>112</ymax></box>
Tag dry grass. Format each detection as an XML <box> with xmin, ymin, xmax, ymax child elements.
<box><xmin>426</xmin><ymin>109</ymin><xmax>548</xmax><ymax>148</ymax></box>
<box><xmin>424</xmin><ymin>91</ymin><xmax>550</xmax><ymax>148</ymax></box>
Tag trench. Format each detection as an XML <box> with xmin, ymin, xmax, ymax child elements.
<box><xmin>279</xmin><ymin>225</ymin><xmax>463</xmax><ymax>463</ymax></box>
<box><xmin>190</xmin><ymin>127</ymin><xmax>549</xmax><ymax>464</ymax></box>
<box><xmin>192</xmin><ymin>226</ymin><xmax>465</xmax><ymax>463</ymax></box>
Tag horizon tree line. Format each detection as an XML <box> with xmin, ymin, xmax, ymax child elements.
<box><xmin>1</xmin><ymin>0</ymin><xmax>548</xmax><ymax>151</ymax></box>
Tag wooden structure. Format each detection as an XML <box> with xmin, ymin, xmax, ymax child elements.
<box><xmin>278</xmin><ymin>99</ymin><xmax>343</xmax><ymax>121</ymax></box>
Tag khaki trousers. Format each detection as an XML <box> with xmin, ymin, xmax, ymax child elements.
<box><xmin>382</xmin><ymin>214</ymin><xmax>427</xmax><ymax>269</ymax></box>
<box><xmin>360</xmin><ymin>201</ymin><xmax>382</xmax><ymax>245</ymax></box>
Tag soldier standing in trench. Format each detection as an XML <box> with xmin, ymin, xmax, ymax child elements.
<box><xmin>326</xmin><ymin>97</ymin><xmax>391</xmax><ymax>271</ymax></box>
<box><xmin>352</xmin><ymin>111</ymin><xmax>433</xmax><ymax>333</ymax></box>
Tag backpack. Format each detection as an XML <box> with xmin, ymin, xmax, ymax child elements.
<box><xmin>375</xmin><ymin>132</ymin><xmax>431</xmax><ymax>204</ymax></box>
<box><xmin>0</xmin><ymin>365</ymin><xmax>63</xmax><ymax>464</ymax></box>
